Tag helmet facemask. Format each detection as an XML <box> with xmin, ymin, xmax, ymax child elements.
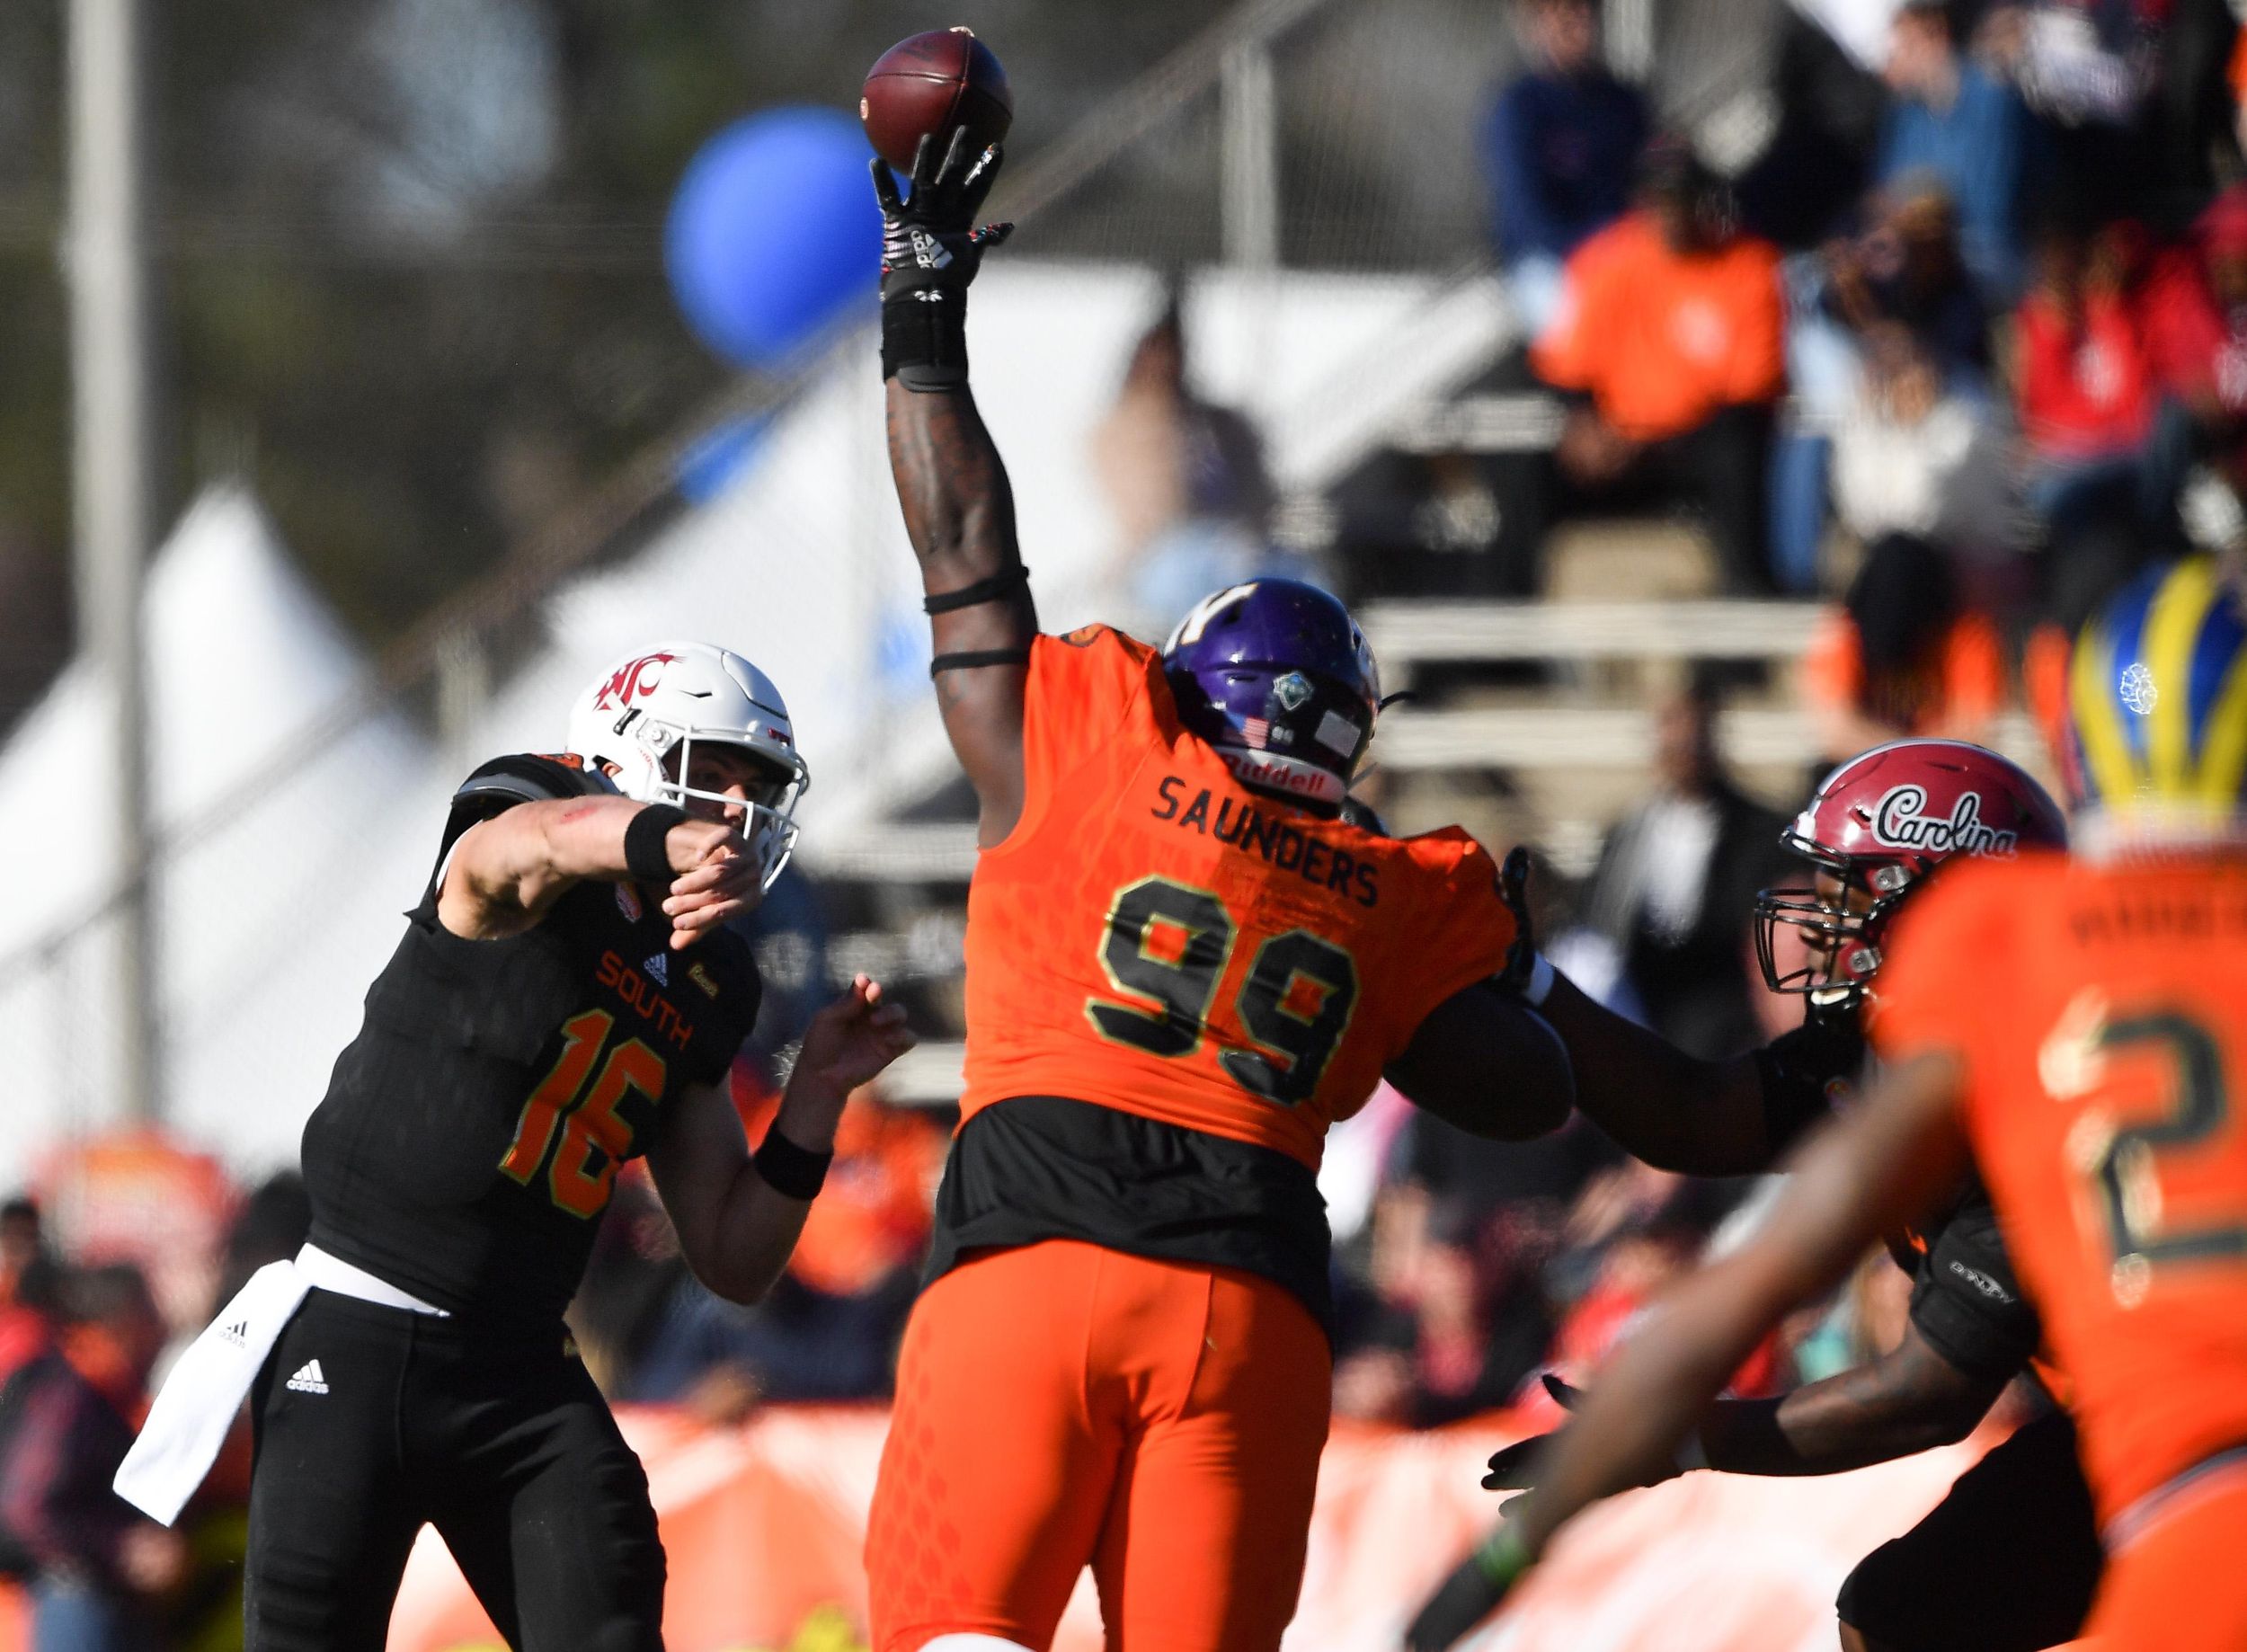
<box><xmin>644</xmin><ymin>722</ymin><xmax>807</xmax><ymax>893</ymax></box>
<box><xmin>1753</xmin><ymin>831</ymin><xmax>1929</xmax><ymax>1007</ymax></box>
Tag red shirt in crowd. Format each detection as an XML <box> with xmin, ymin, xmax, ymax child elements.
<box><xmin>2013</xmin><ymin>285</ymin><xmax>2158</xmax><ymax>461</ymax></box>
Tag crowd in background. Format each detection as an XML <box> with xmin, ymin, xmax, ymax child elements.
<box><xmin>1327</xmin><ymin>0</ymin><xmax>2247</xmax><ymax>764</ymax></box>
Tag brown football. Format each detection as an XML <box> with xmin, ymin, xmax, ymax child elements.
<box><xmin>859</xmin><ymin>27</ymin><xmax>1012</xmax><ymax>174</ymax></box>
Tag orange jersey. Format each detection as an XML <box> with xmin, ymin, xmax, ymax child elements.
<box><xmin>1874</xmin><ymin>849</ymin><xmax>2247</xmax><ymax>1519</ymax></box>
<box><xmin>959</xmin><ymin>626</ymin><xmax>1516</xmax><ymax>1172</ymax></box>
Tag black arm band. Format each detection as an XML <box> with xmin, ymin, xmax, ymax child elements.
<box><xmin>623</xmin><ymin>804</ymin><xmax>688</xmax><ymax>885</ymax></box>
<box><xmin>1754</xmin><ymin>1041</ymin><xmax>1836</xmax><ymax>1156</ymax></box>
<box><xmin>753</xmin><ymin>1128</ymin><xmax>833</xmax><ymax>1201</ymax></box>
<box><xmin>881</xmin><ymin>289</ymin><xmax>969</xmax><ymax>391</ymax></box>
<box><xmin>924</xmin><ymin>565</ymin><xmax>1030</xmax><ymax>614</ymax></box>
<box><xmin>930</xmin><ymin>648</ymin><xmax>1031</xmax><ymax>675</ymax></box>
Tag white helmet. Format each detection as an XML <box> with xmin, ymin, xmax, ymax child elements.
<box><xmin>564</xmin><ymin>641</ymin><xmax>809</xmax><ymax>891</ymax></box>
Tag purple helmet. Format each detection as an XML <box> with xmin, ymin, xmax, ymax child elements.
<box><xmin>1159</xmin><ymin>579</ymin><xmax>1381</xmax><ymax>811</ymax></box>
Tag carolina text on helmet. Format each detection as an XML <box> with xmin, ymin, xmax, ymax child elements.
<box><xmin>1870</xmin><ymin>786</ymin><xmax>2021</xmax><ymax>857</ymax></box>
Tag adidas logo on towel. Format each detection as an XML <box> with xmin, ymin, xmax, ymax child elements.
<box><xmin>643</xmin><ymin>953</ymin><xmax>670</xmax><ymax>988</ymax></box>
<box><xmin>220</xmin><ymin>1320</ymin><xmax>249</xmax><ymax>1347</ymax></box>
<box><xmin>285</xmin><ymin>1359</ymin><xmax>329</xmax><ymax>1396</ymax></box>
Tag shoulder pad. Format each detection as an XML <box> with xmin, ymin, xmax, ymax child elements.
<box><xmin>453</xmin><ymin>752</ymin><xmax>617</xmax><ymax>813</ymax></box>
<box><xmin>440</xmin><ymin>755</ymin><xmax>617</xmax><ymax>866</ymax></box>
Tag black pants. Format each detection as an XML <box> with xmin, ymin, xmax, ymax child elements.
<box><xmin>1836</xmin><ymin>1409</ymin><xmax>2103</xmax><ymax>1652</ymax></box>
<box><xmin>244</xmin><ymin>1290</ymin><xmax>664</xmax><ymax>1652</ymax></box>
<box><xmin>1488</xmin><ymin>402</ymin><xmax>1777</xmax><ymax>597</ymax></box>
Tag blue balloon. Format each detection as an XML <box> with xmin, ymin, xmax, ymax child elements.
<box><xmin>665</xmin><ymin>107</ymin><xmax>882</xmax><ymax>370</ymax></box>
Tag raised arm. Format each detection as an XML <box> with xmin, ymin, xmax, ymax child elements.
<box><xmin>874</xmin><ymin>135</ymin><xmax>1036</xmax><ymax>843</ymax></box>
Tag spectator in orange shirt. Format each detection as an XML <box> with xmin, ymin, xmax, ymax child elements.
<box><xmin>1495</xmin><ymin>140</ymin><xmax>1788</xmax><ymax>593</ymax></box>
<box><xmin>1803</xmin><ymin>533</ymin><xmax>2006</xmax><ymax>762</ymax></box>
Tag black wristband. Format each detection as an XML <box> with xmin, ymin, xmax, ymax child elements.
<box><xmin>923</xmin><ymin>565</ymin><xmax>1029</xmax><ymax>614</ymax></box>
<box><xmin>754</xmin><ymin>1127</ymin><xmax>834</xmax><ymax>1201</ymax></box>
<box><xmin>881</xmin><ymin>289</ymin><xmax>969</xmax><ymax>390</ymax></box>
<box><xmin>623</xmin><ymin>804</ymin><xmax>688</xmax><ymax>886</ymax></box>
<box><xmin>930</xmin><ymin>647</ymin><xmax>1032</xmax><ymax>675</ymax></box>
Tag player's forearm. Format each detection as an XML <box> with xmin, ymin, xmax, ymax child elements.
<box><xmin>1541</xmin><ymin>973</ymin><xmax>1770</xmax><ymax>1174</ymax></box>
<box><xmin>886</xmin><ymin>378</ymin><xmax>1022</xmax><ymax>591</ymax></box>
<box><xmin>1695</xmin><ymin>1346</ymin><xmax>1994</xmax><ymax>1476</ymax></box>
<box><xmin>694</xmin><ymin>1165</ymin><xmax>815</xmax><ymax>1305</ymax></box>
<box><xmin>529</xmin><ymin>797</ymin><xmax>661</xmax><ymax>886</ymax></box>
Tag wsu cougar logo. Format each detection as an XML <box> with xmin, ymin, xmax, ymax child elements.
<box><xmin>593</xmin><ymin>652</ymin><xmax>677</xmax><ymax>712</ymax></box>
<box><xmin>1870</xmin><ymin>786</ymin><xmax>2020</xmax><ymax>857</ymax></box>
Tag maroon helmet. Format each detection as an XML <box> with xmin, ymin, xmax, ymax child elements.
<box><xmin>1754</xmin><ymin>739</ymin><xmax>2066</xmax><ymax>1003</ymax></box>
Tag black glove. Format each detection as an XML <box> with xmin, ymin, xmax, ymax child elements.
<box><xmin>871</xmin><ymin>129</ymin><xmax>1013</xmax><ymax>390</ymax></box>
<box><xmin>1403</xmin><ymin>1525</ymin><xmax>1534</xmax><ymax>1651</ymax></box>
<box><xmin>1754</xmin><ymin>995</ymin><xmax>1866</xmax><ymax>1155</ymax></box>
<box><xmin>1481</xmin><ymin>1374</ymin><xmax>1576</xmax><ymax>1498</ymax></box>
<box><xmin>1492</xmin><ymin>846</ymin><xmax>1543</xmax><ymax>999</ymax></box>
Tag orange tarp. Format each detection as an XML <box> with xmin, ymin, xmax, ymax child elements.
<box><xmin>386</xmin><ymin>1405</ymin><xmax>1989</xmax><ymax>1652</ymax></box>
<box><xmin>0</xmin><ymin>1404</ymin><xmax>1993</xmax><ymax>1650</ymax></box>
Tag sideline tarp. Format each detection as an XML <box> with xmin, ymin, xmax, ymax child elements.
<box><xmin>366</xmin><ymin>1404</ymin><xmax>1991</xmax><ymax>1652</ymax></box>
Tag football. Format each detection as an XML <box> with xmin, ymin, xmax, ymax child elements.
<box><xmin>859</xmin><ymin>27</ymin><xmax>1013</xmax><ymax>174</ymax></box>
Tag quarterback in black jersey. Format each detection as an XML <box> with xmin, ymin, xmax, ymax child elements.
<box><xmin>1408</xmin><ymin>741</ymin><xmax>2100</xmax><ymax>1652</ymax></box>
<box><xmin>246</xmin><ymin>642</ymin><xmax>911</xmax><ymax>1652</ymax></box>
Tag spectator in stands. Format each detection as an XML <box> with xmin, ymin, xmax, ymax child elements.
<box><xmin>1826</xmin><ymin>181</ymin><xmax>1996</xmax><ymax>385</ymax></box>
<box><xmin>1829</xmin><ymin>324</ymin><xmax>2021</xmax><ymax>573</ymax></box>
<box><xmin>2014</xmin><ymin>217</ymin><xmax>2194</xmax><ymax>554</ymax></box>
<box><xmin>1987</xmin><ymin>0</ymin><xmax>2240</xmax><ymax>233</ymax></box>
<box><xmin>1875</xmin><ymin>0</ymin><xmax>2031</xmax><ymax>299</ymax></box>
<box><xmin>1479</xmin><ymin>0</ymin><xmax>1650</xmax><ymax>334</ymax></box>
<box><xmin>1577</xmin><ymin>679</ymin><xmax>1787</xmax><ymax>1060</ymax></box>
<box><xmin>0</xmin><ymin>1266</ymin><xmax>184</xmax><ymax>1652</ymax></box>
<box><xmin>1802</xmin><ymin>531</ymin><xmax>2007</xmax><ymax>760</ymax></box>
<box><xmin>1090</xmin><ymin>294</ymin><xmax>1290</xmax><ymax>637</ymax></box>
<box><xmin>1330</xmin><ymin>1190</ymin><xmax>1559</xmax><ymax>1429</ymax></box>
<box><xmin>0</xmin><ymin>1197</ymin><xmax>61</xmax><ymax>1393</ymax></box>
<box><xmin>1734</xmin><ymin>0</ymin><xmax>1895</xmax><ymax>249</ymax></box>
<box><xmin>1499</xmin><ymin>140</ymin><xmax>1788</xmax><ymax>594</ymax></box>
<box><xmin>2141</xmin><ymin>182</ymin><xmax>2247</xmax><ymax>485</ymax></box>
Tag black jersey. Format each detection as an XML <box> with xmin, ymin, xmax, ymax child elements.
<box><xmin>300</xmin><ymin>755</ymin><xmax>761</xmax><ymax>1330</ymax></box>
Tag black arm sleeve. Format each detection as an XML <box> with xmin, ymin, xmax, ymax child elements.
<box><xmin>1908</xmin><ymin>1183</ymin><xmax>2042</xmax><ymax>1383</ymax></box>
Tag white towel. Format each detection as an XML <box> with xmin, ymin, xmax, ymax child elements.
<box><xmin>112</xmin><ymin>1258</ymin><xmax>311</xmax><ymax>1525</ymax></box>
<box><xmin>111</xmin><ymin>1243</ymin><xmax>448</xmax><ymax>1524</ymax></box>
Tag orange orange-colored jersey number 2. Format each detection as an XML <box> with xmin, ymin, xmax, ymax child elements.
<box><xmin>1087</xmin><ymin>875</ymin><xmax>1359</xmax><ymax>1106</ymax></box>
<box><xmin>499</xmin><ymin>1008</ymin><xmax>667</xmax><ymax>1217</ymax></box>
<box><xmin>2050</xmin><ymin>1001</ymin><xmax>2247</xmax><ymax>1304</ymax></box>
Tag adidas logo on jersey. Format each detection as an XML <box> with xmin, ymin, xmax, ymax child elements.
<box><xmin>643</xmin><ymin>953</ymin><xmax>670</xmax><ymax>988</ymax></box>
<box><xmin>220</xmin><ymin>1319</ymin><xmax>249</xmax><ymax>1346</ymax></box>
<box><xmin>285</xmin><ymin>1359</ymin><xmax>329</xmax><ymax>1395</ymax></box>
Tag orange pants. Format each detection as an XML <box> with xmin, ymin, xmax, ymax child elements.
<box><xmin>2084</xmin><ymin>1464</ymin><xmax>2247</xmax><ymax>1650</ymax></box>
<box><xmin>865</xmin><ymin>1239</ymin><xmax>1331</xmax><ymax>1652</ymax></box>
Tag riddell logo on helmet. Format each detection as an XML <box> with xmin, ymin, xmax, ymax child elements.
<box><xmin>1870</xmin><ymin>786</ymin><xmax>2020</xmax><ymax>857</ymax></box>
<box><xmin>593</xmin><ymin>653</ymin><xmax>678</xmax><ymax>712</ymax></box>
